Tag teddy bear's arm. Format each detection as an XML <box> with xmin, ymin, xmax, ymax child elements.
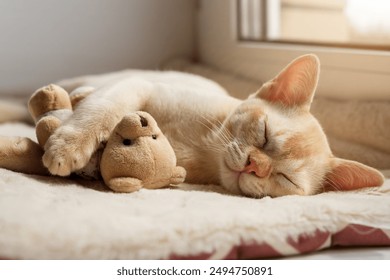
<box><xmin>170</xmin><ymin>166</ymin><xmax>186</xmax><ymax>185</ymax></box>
<box><xmin>0</xmin><ymin>136</ymin><xmax>48</xmax><ymax>175</ymax></box>
<box><xmin>35</xmin><ymin>115</ymin><xmax>62</xmax><ymax>147</ymax></box>
<box><xmin>28</xmin><ymin>84</ymin><xmax>73</xmax><ymax>147</ymax></box>
<box><xmin>107</xmin><ymin>177</ymin><xmax>144</xmax><ymax>193</ymax></box>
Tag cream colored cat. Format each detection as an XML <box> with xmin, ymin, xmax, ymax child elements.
<box><xmin>43</xmin><ymin>54</ymin><xmax>384</xmax><ymax>197</ymax></box>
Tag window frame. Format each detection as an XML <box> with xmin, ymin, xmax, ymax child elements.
<box><xmin>197</xmin><ymin>0</ymin><xmax>390</xmax><ymax>100</ymax></box>
<box><xmin>236</xmin><ymin>0</ymin><xmax>390</xmax><ymax>51</ymax></box>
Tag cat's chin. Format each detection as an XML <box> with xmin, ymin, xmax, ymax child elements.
<box><xmin>220</xmin><ymin>159</ymin><xmax>267</xmax><ymax>197</ymax></box>
<box><xmin>238</xmin><ymin>174</ymin><xmax>269</xmax><ymax>198</ymax></box>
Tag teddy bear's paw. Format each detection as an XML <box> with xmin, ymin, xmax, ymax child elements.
<box><xmin>42</xmin><ymin>126</ymin><xmax>95</xmax><ymax>176</ymax></box>
<box><xmin>170</xmin><ymin>166</ymin><xmax>187</xmax><ymax>185</ymax></box>
<box><xmin>28</xmin><ymin>84</ymin><xmax>71</xmax><ymax>122</ymax></box>
<box><xmin>107</xmin><ymin>177</ymin><xmax>143</xmax><ymax>193</ymax></box>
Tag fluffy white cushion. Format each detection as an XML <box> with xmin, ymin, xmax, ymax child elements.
<box><xmin>0</xmin><ymin>123</ymin><xmax>389</xmax><ymax>259</ymax></box>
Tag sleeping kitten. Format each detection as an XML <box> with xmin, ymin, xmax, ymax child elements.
<box><xmin>43</xmin><ymin>54</ymin><xmax>384</xmax><ymax>197</ymax></box>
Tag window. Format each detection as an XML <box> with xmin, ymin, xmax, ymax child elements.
<box><xmin>197</xmin><ymin>0</ymin><xmax>390</xmax><ymax>100</ymax></box>
<box><xmin>238</xmin><ymin>0</ymin><xmax>390</xmax><ymax>50</ymax></box>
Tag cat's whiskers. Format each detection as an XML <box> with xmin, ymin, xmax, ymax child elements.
<box><xmin>214</xmin><ymin>118</ymin><xmax>234</xmax><ymax>140</ymax></box>
<box><xmin>197</xmin><ymin>115</ymin><xmax>231</xmax><ymax>148</ymax></box>
<box><xmin>199</xmin><ymin>115</ymin><xmax>231</xmax><ymax>139</ymax></box>
<box><xmin>196</xmin><ymin>122</ymin><xmax>227</xmax><ymax>156</ymax></box>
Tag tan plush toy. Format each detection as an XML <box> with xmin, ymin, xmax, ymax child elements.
<box><xmin>101</xmin><ymin>111</ymin><xmax>186</xmax><ymax>192</ymax></box>
<box><xmin>0</xmin><ymin>84</ymin><xmax>186</xmax><ymax>193</ymax></box>
<box><xmin>28</xmin><ymin>84</ymin><xmax>93</xmax><ymax>147</ymax></box>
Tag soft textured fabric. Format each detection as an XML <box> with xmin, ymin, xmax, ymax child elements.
<box><xmin>1</xmin><ymin>123</ymin><xmax>390</xmax><ymax>259</ymax></box>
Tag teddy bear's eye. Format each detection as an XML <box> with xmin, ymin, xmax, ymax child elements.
<box><xmin>123</xmin><ymin>139</ymin><xmax>132</xmax><ymax>146</ymax></box>
<box><xmin>152</xmin><ymin>135</ymin><xmax>157</xmax><ymax>140</ymax></box>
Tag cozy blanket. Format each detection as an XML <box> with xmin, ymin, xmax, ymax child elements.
<box><xmin>0</xmin><ymin>123</ymin><xmax>389</xmax><ymax>259</ymax></box>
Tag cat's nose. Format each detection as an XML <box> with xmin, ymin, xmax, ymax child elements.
<box><xmin>243</xmin><ymin>153</ymin><xmax>272</xmax><ymax>178</ymax></box>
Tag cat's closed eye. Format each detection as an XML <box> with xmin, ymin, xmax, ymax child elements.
<box><xmin>262</xmin><ymin>121</ymin><xmax>268</xmax><ymax>147</ymax></box>
<box><xmin>255</xmin><ymin>120</ymin><xmax>268</xmax><ymax>149</ymax></box>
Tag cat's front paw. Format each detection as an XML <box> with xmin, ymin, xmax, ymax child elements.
<box><xmin>42</xmin><ymin>126</ymin><xmax>95</xmax><ymax>176</ymax></box>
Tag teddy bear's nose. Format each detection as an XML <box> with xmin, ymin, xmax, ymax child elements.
<box><xmin>139</xmin><ymin>116</ymin><xmax>148</xmax><ymax>127</ymax></box>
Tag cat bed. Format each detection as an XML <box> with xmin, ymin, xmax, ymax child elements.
<box><xmin>1</xmin><ymin>123</ymin><xmax>390</xmax><ymax>259</ymax></box>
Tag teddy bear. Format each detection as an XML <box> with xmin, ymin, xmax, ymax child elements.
<box><xmin>100</xmin><ymin>111</ymin><xmax>187</xmax><ymax>192</ymax></box>
<box><xmin>0</xmin><ymin>84</ymin><xmax>186</xmax><ymax>192</ymax></box>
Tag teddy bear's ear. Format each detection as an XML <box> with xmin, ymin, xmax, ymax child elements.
<box><xmin>106</xmin><ymin>177</ymin><xmax>143</xmax><ymax>193</ymax></box>
<box><xmin>138</xmin><ymin>114</ymin><xmax>148</xmax><ymax>127</ymax></box>
<box><xmin>135</xmin><ymin>111</ymin><xmax>158</xmax><ymax>128</ymax></box>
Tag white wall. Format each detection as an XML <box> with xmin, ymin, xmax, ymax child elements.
<box><xmin>0</xmin><ymin>0</ymin><xmax>196</xmax><ymax>96</ymax></box>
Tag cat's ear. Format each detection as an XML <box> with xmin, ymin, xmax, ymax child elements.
<box><xmin>323</xmin><ymin>158</ymin><xmax>384</xmax><ymax>192</ymax></box>
<box><xmin>255</xmin><ymin>54</ymin><xmax>320</xmax><ymax>111</ymax></box>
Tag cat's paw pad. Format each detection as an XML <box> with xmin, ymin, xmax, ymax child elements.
<box><xmin>42</xmin><ymin>127</ymin><xmax>94</xmax><ymax>176</ymax></box>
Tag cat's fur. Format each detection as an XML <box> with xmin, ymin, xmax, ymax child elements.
<box><xmin>42</xmin><ymin>54</ymin><xmax>384</xmax><ymax>197</ymax></box>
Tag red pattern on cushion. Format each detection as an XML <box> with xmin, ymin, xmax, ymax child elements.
<box><xmin>332</xmin><ymin>224</ymin><xmax>390</xmax><ymax>247</ymax></box>
<box><xmin>288</xmin><ymin>230</ymin><xmax>331</xmax><ymax>254</ymax></box>
<box><xmin>167</xmin><ymin>224</ymin><xmax>390</xmax><ymax>259</ymax></box>
<box><xmin>224</xmin><ymin>242</ymin><xmax>283</xmax><ymax>259</ymax></box>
